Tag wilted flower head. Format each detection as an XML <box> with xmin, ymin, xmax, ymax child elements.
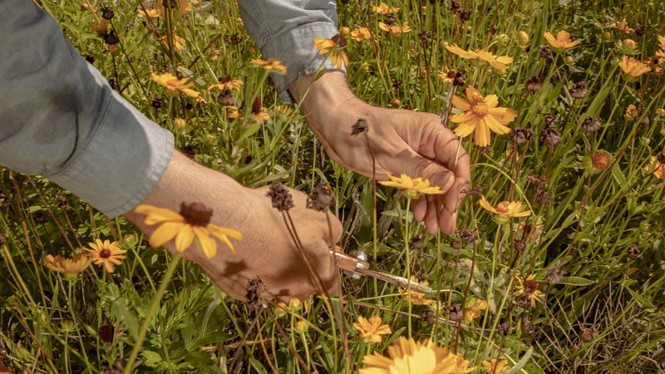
<box><xmin>613</xmin><ymin>18</ymin><xmax>634</xmax><ymax>34</ymax></box>
<box><xmin>525</xmin><ymin>76</ymin><xmax>541</xmax><ymax>92</ymax></box>
<box><xmin>482</xmin><ymin>358</ymin><xmax>510</xmax><ymax>374</ymax></box>
<box><xmin>511</xmin><ymin>127</ymin><xmax>534</xmax><ymax>145</ymax></box>
<box><xmin>463</xmin><ymin>297</ymin><xmax>488</xmax><ymax>324</ymax></box>
<box><xmin>44</xmin><ymin>253</ymin><xmax>90</xmax><ymax>280</ymax></box>
<box><xmin>539</xmin><ymin>125</ymin><xmax>561</xmax><ymax>148</ymax></box>
<box><xmin>307</xmin><ymin>181</ymin><xmax>335</xmax><ymax>211</ymax></box>
<box><xmin>267</xmin><ymin>183</ymin><xmax>295</xmax><ymax>211</ymax></box>
<box><xmin>570</xmin><ymin>81</ymin><xmax>588</xmax><ymax>99</ymax></box>
<box><xmin>581</xmin><ymin>117</ymin><xmax>602</xmax><ymax>132</ymax></box>
<box><xmin>645</xmin><ymin>156</ymin><xmax>665</xmax><ymax>179</ymax></box>
<box><xmin>625</xmin><ymin>104</ymin><xmax>640</xmax><ymax>120</ymax></box>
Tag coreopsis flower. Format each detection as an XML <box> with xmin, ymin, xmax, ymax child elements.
<box><xmin>151</xmin><ymin>72</ymin><xmax>199</xmax><ymax>98</ymax></box>
<box><xmin>645</xmin><ymin>156</ymin><xmax>665</xmax><ymax>179</ymax></box>
<box><xmin>482</xmin><ymin>358</ymin><xmax>510</xmax><ymax>374</ymax></box>
<box><xmin>350</xmin><ymin>27</ymin><xmax>372</xmax><ymax>42</ymax></box>
<box><xmin>398</xmin><ymin>276</ymin><xmax>433</xmax><ymax>305</ymax></box>
<box><xmin>208</xmin><ymin>76</ymin><xmax>243</xmax><ymax>92</ymax></box>
<box><xmin>479</xmin><ymin>196</ymin><xmax>531</xmax><ymax>221</ymax></box>
<box><xmin>313</xmin><ymin>35</ymin><xmax>348</xmax><ymax>69</ymax></box>
<box><xmin>444</xmin><ymin>44</ymin><xmax>513</xmax><ymax>70</ymax></box>
<box><xmin>449</xmin><ymin>85</ymin><xmax>517</xmax><ymax>147</ymax></box>
<box><xmin>249</xmin><ymin>58</ymin><xmax>287</xmax><ymax>75</ymax></box>
<box><xmin>463</xmin><ymin>297</ymin><xmax>488</xmax><ymax>324</ymax></box>
<box><xmin>86</xmin><ymin>239</ymin><xmax>127</xmax><ymax>274</ymax></box>
<box><xmin>378</xmin><ymin>22</ymin><xmax>411</xmax><ymax>36</ymax></box>
<box><xmin>134</xmin><ymin>202</ymin><xmax>243</xmax><ymax>259</ymax></box>
<box><xmin>373</xmin><ymin>2</ymin><xmax>400</xmax><ymax>14</ymax></box>
<box><xmin>618</xmin><ymin>56</ymin><xmax>650</xmax><ymax>79</ymax></box>
<box><xmin>543</xmin><ymin>30</ymin><xmax>581</xmax><ymax>50</ymax></box>
<box><xmin>360</xmin><ymin>337</ymin><xmax>475</xmax><ymax>374</ymax></box>
<box><xmin>160</xmin><ymin>34</ymin><xmax>185</xmax><ymax>53</ymax></box>
<box><xmin>515</xmin><ymin>274</ymin><xmax>545</xmax><ymax>307</ymax></box>
<box><xmin>613</xmin><ymin>18</ymin><xmax>634</xmax><ymax>34</ymax></box>
<box><xmin>44</xmin><ymin>253</ymin><xmax>90</xmax><ymax>280</ymax></box>
<box><xmin>137</xmin><ymin>7</ymin><xmax>160</xmax><ymax>18</ymax></box>
<box><xmin>353</xmin><ymin>315</ymin><xmax>392</xmax><ymax>343</ymax></box>
<box><xmin>625</xmin><ymin>104</ymin><xmax>640</xmax><ymax>120</ymax></box>
<box><xmin>379</xmin><ymin>173</ymin><xmax>445</xmax><ymax>199</ymax></box>
<box><xmin>155</xmin><ymin>0</ymin><xmax>190</xmax><ymax>17</ymax></box>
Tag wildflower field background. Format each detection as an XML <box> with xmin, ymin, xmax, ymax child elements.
<box><xmin>2</xmin><ymin>0</ymin><xmax>665</xmax><ymax>372</ymax></box>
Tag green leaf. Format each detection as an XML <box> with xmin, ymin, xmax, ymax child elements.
<box><xmin>559</xmin><ymin>276</ymin><xmax>595</xmax><ymax>286</ymax></box>
<box><xmin>505</xmin><ymin>347</ymin><xmax>534</xmax><ymax>374</ymax></box>
<box><xmin>611</xmin><ymin>163</ymin><xmax>628</xmax><ymax>191</ymax></box>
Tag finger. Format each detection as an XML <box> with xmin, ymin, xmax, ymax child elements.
<box><xmin>424</xmin><ymin>195</ymin><xmax>439</xmax><ymax>235</ymax></box>
<box><xmin>413</xmin><ymin>195</ymin><xmax>428</xmax><ymax>221</ymax></box>
<box><xmin>323</xmin><ymin>211</ymin><xmax>344</xmax><ymax>245</ymax></box>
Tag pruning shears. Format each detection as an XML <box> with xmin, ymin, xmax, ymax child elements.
<box><xmin>329</xmin><ymin>246</ymin><xmax>433</xmax><ymax>294</ymax></box>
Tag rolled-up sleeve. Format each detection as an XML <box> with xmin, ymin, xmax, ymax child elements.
<box><xmin>0</xmin><ymin>0</ymin><xmax>174</xmax><ymax>217</ymax></box>
<box><xmin>237</xmin><ymin>0</ymin><xmax>346</xmax><ymax>103</ymax></box>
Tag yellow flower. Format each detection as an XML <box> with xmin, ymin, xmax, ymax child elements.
<box><xmin>378</xmin><ymin>22</ymin><xmax>411</xmax><ymax>36</ymax></box>
<box><xmin>449</xmin><ymin>85</ymin><xmax>517</xmax><ymax>147</ymax></box>
<box><xmin>618</xmin><ymin>56</ymin><xmax>650</xmax><ymax>79</ymax></box>
<box><xmin>658</xmin><ymin>36</ymin><xmax>665</xmax><ymax>50</ymax></box>
<box><xmin>360</xmin><ymin>337</ymin><xmax>475</xmax><ymax>374</ymax></box>
<box><xmin>398</xmin><ymin>276</ymin><xmax>433</xmax><ymax>305</ymax></box>
<box><xmin>208</xmin><ymin>76</ymin><xmax>243</xmax><ymax>92</ymax></box>
<box><xmin>373</xmin><ymin>2</ymin><xmax>400</xmax><ymax>14</ymax></box>
<box><xmin>313</xmin><ymin>36</ymin><xmax>348</xmax><ymax>69</ymax></box>
<box><xmin>135</xmin><ymin>202</ymin><xmax>242</xmax><ymax>259</ymax></box>
<box><xmin>44</xmin><ymin>253</ymin><xmax>90</xmax><ymax>279</ymax></box>
<box><xmin>353</xmin><ymin>315</ymin><xmax>392</xmax><ymax>344</ymax></box>
<box><xmin>226</xmin><ymin>105</ymin><xmax>242</xmax><ymax>119</ymax></box>
<box><xmin>137</xmin><ymin>7</ymin><xmax>160</xmax><ymax>18</ymax></box>
<box><xmin>543</xmin><ymin>30</ymin><xmax>581</xmax><ymax>50</ymax></box>
<box><xmin>625</xmin><ymin>104</ymin><xmax>640</xmax><ymax>120</ymax></box>
<box><xmin>151</xmin><ymin>72</ymin><xmax>199</xmax><ymax>98</ymax></box>
<box><xmin>645</xmin><ymin>156</ymin><xmax>665</xmax><ymax>179</ymax></box>
<box><xmin>515</xmin><ymin>274</ymin><xmax>545</xmax><ymax>307</ymax></box>
<box><xmin>444</xmin><ymin>44</ymin><xmax>513</xmax><ymax>71</ymax></box>
<box><xmin>463</xmin><ymin>298</ymin><xmax>488</xmax><ymax>324</ymax></box>
<box><xmin>86</xmin><ymin>239</ymin><xmax>127</xmax><ymax>274</ymax></box>
<box><xmin>249</xmin><ymin>58</ymin><xmax>287</xmax><ymax>75</ymax></box>
<box><xmin>613</xmin><ymin>18</ymin><xmax>634</xmax><ymax>34</ymax></box>
<box><xmin>252</xmin><ymin>107</ymin><xmax>270</xmax><ymax>123</ymax></box>
<box><xmin>482</xmin><ymin>358</ymin><xmax>510</xmax><ymax>374</ymax></box>
<box><xmin>438</xmin><ymin>67</ymin><xmax>455</xmax><ymax>84</ymax></box>
<box><xmin>479</xmin><ymin>196</ymin><xmax>531</xmax><ymax>221</ymax></box>
<box><xmin>350</xmin><ymin>27</ymin><xmax>373</xmax><ymax>42</ymax></box>
<box><xmin>155</xmin><ymin>0</ymin><xmax>190</xmax><ymax>17</ymax></box>
<box><xmin>379</xmin><ymin>173</ymin><xmax>445</xmax><ymax>199</ymax></box>
<box><xmin>160</xmin><ymin>34</ymin><xmax>185</xmax><ymax>53</ymax></box>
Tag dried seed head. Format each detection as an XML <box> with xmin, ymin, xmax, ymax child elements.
<box><xmin>307</xmin><ymin>181</ymin><xmax>335</xmax><ymax>211</ymax></box>
<box><xmin>537</xmin><ymin>190</ymin><xmax>552</xmax><ymax>205</ymax></box>
<box><xmin>453</xmin><ymin>68</ymin><xmax>466</xmax><ymax>87</ymax></box>
<box><xmin>251</xmin><ymin>97</ymin><xmax>262</xmax><ymax>115</ymax></box>
<box><xmin>546</xmin><ymin>264</ymin><xmax>564</xmax><ymax>285</ymax></box>
<box><xmin>410</xmin><ymin>236</ymin><xmax>424</xmax><ymax>250</ymax></box>
<box><xmin>179</xmin><ymin>202</ymin><xmax>213</xmax><ymax>226</ymax></box>
<box><xmin>448</xmin><ymin>304</ymin><xmax>464</xmax><ymax>322</ymax></box>
<box><xmin>525</xmin><ymin>76</ymin><xmax>541</xmax><ymax>92</ymax></box>
<box><xmin>217</xmin><ymin>88</ymin><xmax>235</xmax><ymax>106</ymax></box>
<box><xmin>656</xmin><ymin>152</ymin><xmax>665</xmax><ymax>164</ymax></box>
<box><xmin>267</xmin><ymin>183</ymin><xmax>294</xmax><ymax>212</ymax></box>
<box><xmin>459</xmin><ymin>10</ymin><xmax>471</xmax><ymax>21</ymax></box>
<box><xmin>498</xmin><ymin>322</ymin><xmax>511</xmax><ymax>336</ymax></box>
<box><xmin>539</xmin><ymin>44</ymin><xmax>553</xmax><ymax>60</ymax></box>
<box><xmin>421</xmin><ymin>309</ymin><xmax>435</xmax><ymax>323</ymax></box>
<box><xmin>103</xmin><ymin>30</ymin><xmax>120</xmax><ymax>45</ymax></box>
<box><xmin>539</xmin><ymin>125</ymin><xmax>561</xmax><ymax>148</ymax></box>
<box><xmin>100</xmin><ymin>324</ymin><xmax>114</xmax><ymax>343</ymax></box>
<box><xmin>460</xmin><ymin>229</ymin><xmax>477</xmax><ymax>243</ymax></box>
<box><xmin>246</xmin><ymin>277</ymin><xmax>266</xmax><ymax>308</ymax></box>
<box><xmin>521</xmin><ymin>316</ymin><xmax>534</xmax><ymax>334</ymax></box>
<box><xmin>383</xmin><ymin>14</ymin><xmax>396</xmax><ymax>25</ymax></box>
<box><xmin>152</xmin><ymin>97</ymin><xmax>163</xmax><ymax>109</ymax></box>
<box><xmin>580</xmin><ymin>327</ymin><xmax>595</xmax><ymax>342</ymax></box>
<box><xmin>351</xmin><ymin>118</ymin><xmax>368</xmax><ymax>136</ymax></box>
<box><xmin>0</xmin><ymin>234</ymin><xmax>6</xmax><ymax>246</ymax></box>
<box><xmin>100</xmin><ymin>6</ymin><xmax>114</xmax><ymax>20</ymax></box>
<box><xmin>511</xmin><ymin>127</ymin><xmax>535</xmax><ymax>145</ymax></box>
<box><xmin>513</xmin><ymin>239</ymin><xmax>526</xmax><ymax>252</ymax></box>
<box><xmin>582</xmin><ymin>117</ymin><xmax>602</xmax><ymax>132</ymax></box>
<box><xmin>570</xmin><ymin>81</ymin><xmax>588</xmax><ymax>99</ymax></box>
<box><xmin>627</xmin><ymin>243</ymin><xmax>642</xmax><ymax>260</ymax></box>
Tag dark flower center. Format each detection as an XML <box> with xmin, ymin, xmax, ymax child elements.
<box><xmin>179</xmin><ymin>202</ymin><xmax>213</xmax><ymax>226</ymax></box>
<box><xmin>523</xmin><ymin>279</ymin><xmax>538</xmax><ymax>294</ymax></box>
<box><xmin>99</xmin><ymin>249</ymin><xmax>111</xmax><ymax>259</ymax></box>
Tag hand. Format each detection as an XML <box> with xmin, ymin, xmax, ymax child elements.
<box><xmin>125</xmin><ymin>151</ymin><xmax>342</xmax><ymax>302</ymax></box>
<box><xmin>290</xmin><ymin>72</ymin><xmax>471</xmax><ymax>235</ymax></box>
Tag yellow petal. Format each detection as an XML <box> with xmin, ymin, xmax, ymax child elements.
<box><xmin>474</xmin><ymin>120</ymin><xmax>492</xmax><ymax>147</ymax></box>
<box><xmin>484</xmin><ymin>114</ymin><xmax>512</xmax><ymax>135</ymax></box>
<box><xmin>174</xmin><ymin>224</ymin><xmax>195</xmax><ymax>252</ymax></box>
<box><xmin>453</xmin><ymin>122</ymin><xmax>477</xmax><ymax>138</ymax></box>
<box><xmin>194</xmin><ymin>227</ymin><xmax>217</xmax><ymax>258</ymax></box>
<box><xmin>451</xmin><ymin>95</ymin><xmax>471</xmax><ymax>111</ymax></box>
<box><xmin>148</xmin><ymin>221</ymin><xmax>183</xmax><ymax>248</ymax></box>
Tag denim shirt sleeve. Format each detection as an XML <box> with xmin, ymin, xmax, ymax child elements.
<box><xmin>0</xmin><ymin>0</ymin><xmax>174</xmax><ymax>217</ymax></box>
<box><xmin>237</xmin><ymin>0</ymin><xmax>347</xmax><ymax>103</ymax></box>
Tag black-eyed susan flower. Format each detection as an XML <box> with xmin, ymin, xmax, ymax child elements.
<box><xmin>249</xmin><ymin>58</ymin><xmax>287</xmax><ymax>75</ymax></box>
<box><xmin>350</xmin><ymin>27</ymin><xmax>372</xmax><ymax>42</ymax></box>
<box><xmin>360</xmin><ymin>337</ymin><xmax>475</xmax><ymax>374</ymax></box>
<box><xmin>134</xmin><ymin>202</ymin><xmax>242</xmax><ymax>259</ymax></box>
<box><xmin>543</xmin><ymin>30</ymin><xmax>581</xmax><ymax>50</ymax></box>
<box><xmin>449</xmin><ymin>86</ymin><xmax>517</xmax><ymax>147</ymax></box>
<box><xmin>479</xmin><ymin>196</ymin><xmax>531</xmax><ymax>221</ymax></box>
<box><xmin>618</xmin><ymin>56</ymin><xmax>650</xmax><ymax>79</ymax></box>
<box><xmin>515</xmin><ymin>274</ymin><xmax>545</xmax><ymax>307</ymax></box>
<box><xmin>482</xmin><ymin>358</ymin><xmax>510</xmax><ymax>374</ymax></box>
<box><xmin>207</xmin><ymin>76</ymin><xmax>243</xmax><ymax>92</ymax></box>
<box><xmin>44</xmin><ymin>253</ymin><xmax>90</xmax><ymax>280</ymax></box>
<box><xmin>353</xmin><ymin>315</ymin><xmax>392</xmax><ymax>344</ymax></box>
<box><xmin>86</xmin><ymin>239</ymin><xmax>127</xmax><ymax>274</ymax></box>
<box><xmin>151</xmin><ymin>72</ymin><xmax>199</xmax><ymax>98</ymax></box>
<box><xmin>251</xmin><ymin>98</ymin><xmax>270</xmax><ymax>123</ymax></box>
<box><xmin>379</xmin><ymin>173</ymin><xmax>445</xmax><ymax>199</ymax></box>
<box><xmin>313</xmin><ymin>34</ymin><xmax>348</xmax><ymax>69</ymax></box>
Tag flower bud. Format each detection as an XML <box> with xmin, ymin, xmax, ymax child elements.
<box><xmin>517</xmin><ymin>31</ymin><xmax>529</xmax><ymax>46</ymax></box>
<box><xmin>340</xmin><ymin>26</ymin><xmax>351</xmax><ymax>36</ymax></box>
<box><xmin>294</xmin><ymin>320</ymin><xmax>309</xmax><ymax>333</ymax></box>
<box><xmin>173</xmin><ymin>118</ymin><xmax>187</xmax><ymax>128</ymax></box>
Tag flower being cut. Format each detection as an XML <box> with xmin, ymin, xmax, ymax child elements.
<box><xmin>360</xmin><ymin>336</ymin><xmax>475</xmax><ymax>374</ymax></box>
<box><xmin>314</xmin><ymin>34</ymin><xmax>348</xmax><ymax>69</ymax></box>
<box><xmin>44</xmin><ymin>253</ymin><xmax>90</xmax><ymax>279</ymax></box>
<box><xmin>134</xmin><ymin>202</ymin><xmax>243</xmax><ymax>259</ymax></box>
<box><xmin>151</xmin><ymin>72</ymin><xmax>199</xmax><ymax>98</ymax></box>
<box><xmin>618</xmin><ymin>56</ymin><xmax>650</xmax><ymax>79</ymax></box>
<box><xmin>86</xmin><ymin>239</ymin><xmax>127</xmax><ymax>274</ymax></box>
<box><xmin>449</xmin><ymin>86</ymin><xmax>517</xmax><ymax>147</ymax></box>
<box><xmin>353</xmin><ymin>315</ymin><xmax>392</xmax><ymax>343</ymax></box>
<box><xmin>543</xmin><ymin>30</ymin><xmax>581</xmax><ymax>50</ymax></box>
<box><xmin>479</xmin><ymin>196</ymin><xmax>531</xmax><ymax>221</ymax></box>
<box><xmin>379</xmin><ymin>173</ymin><xmax>445</xmax><ymax>199</ymax></box>
<box><xmin>398</xmin><ymin>276</ymin><xmax>433</xmax><ymax>305</ymax></box>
